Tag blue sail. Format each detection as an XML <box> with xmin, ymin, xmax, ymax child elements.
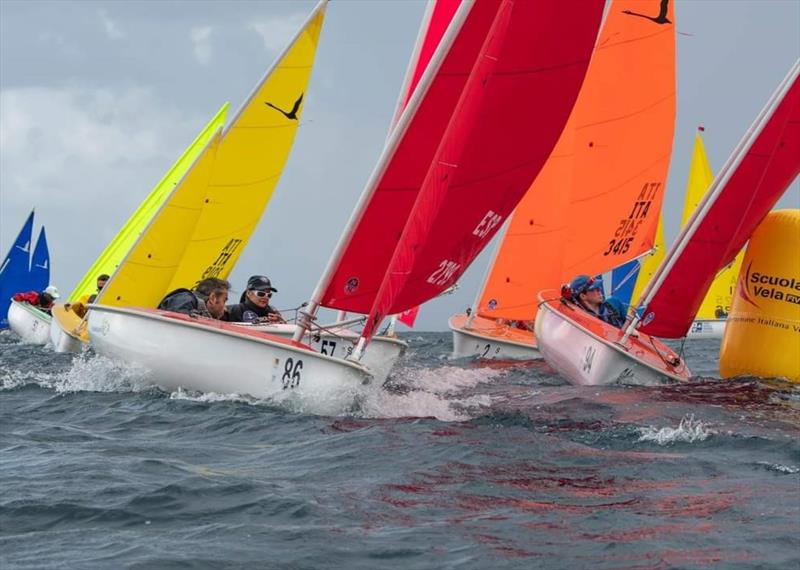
<box><xmin>610</xmin><ymin>259</ymin><xmax>640</xmax><ymax>309</ymax></box>
<box><xmin>29</xmin><ymin>227</ymin><xmax>50</xmax><ymax>294</ymax></box>
<box><xmin>0</xmin><ymin>211</ymin><xmax>35</xmax><ymax>328</ymax></box>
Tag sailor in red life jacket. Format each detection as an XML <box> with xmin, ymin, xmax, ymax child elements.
<box><xmin>12</xmin><ymin>285</ymin><xmax>60</xmax><ymax>315</ymax></box>
<box><xmin>565</xmin><ymin>275</ymin><xmax>627</xmax><ymax>328</ymax></box>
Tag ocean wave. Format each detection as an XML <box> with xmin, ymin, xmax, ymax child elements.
<box><xmin>637</xmin><ymin>414</ymin><xmax>714</xmax><ymax>445</ymax></box>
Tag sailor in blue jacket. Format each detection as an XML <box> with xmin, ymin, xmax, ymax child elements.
<box><xmin>568</xmin><ymin>274</ymin><xmax>627</xmax><ymax>328</ymax></box>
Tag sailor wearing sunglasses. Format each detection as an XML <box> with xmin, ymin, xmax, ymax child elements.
<box><xmin>226</xmin><ymin>275</ymin><xmax>286</xmax><ymax>323</ymax></box>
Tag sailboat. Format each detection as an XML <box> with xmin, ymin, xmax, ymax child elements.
<box><xmin>611</xmin><ymin>127</ymin><xmax>744</xmax><ymax>339</ymax></box>
<box><xmin>450</xmin><ymin>0</ymin><xmax>676</xmax><ymax>360</ymax></box>
<box><xmin>49</xmin><ymin>104</ymin><xmax>229</xmax><ymax>353</ymax></box>
<box><xmin>5</xmin><ymin>216</ymin><xmax>53</xmax><ymax>344</ymax></box>
<box><xmin>87</xmin><ymin>0</ymin><xmax>605</xmax><ymax>408</ymax></box>
<box><xmin>536</xmin><ymin>59</ymin><xmax>800</xmax><ymax>386</ymax></box>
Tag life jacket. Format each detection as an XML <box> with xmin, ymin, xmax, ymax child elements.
<box><xmin>157</xmin><ymin>288</ymin><xmax>210</xmax><ymax>317</ymax></box>
<box><xmin>226</xmin><ymin>298</ymin><xmax>280</xmax><ymax>323</ymax></box>
<box><xmin>13</xmin><ymin>291</ymin><xmax>40</xmax><ymax>305</ymax></box>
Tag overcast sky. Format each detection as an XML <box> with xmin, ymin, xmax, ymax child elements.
<box><xmin>1</xmin><ymin>0</ymin><xmax>799</xmax><ymax>330</ymax></box>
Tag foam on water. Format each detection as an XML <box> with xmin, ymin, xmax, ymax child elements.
<box><xmin>637</xmin><ymin>414</ymin><xmax>715</xmax><ymax>445</ymax></box>
<box><xmin>358</xmin><ymin>365</ymin><xmax>501</xmax><ymax>421</ymax></box>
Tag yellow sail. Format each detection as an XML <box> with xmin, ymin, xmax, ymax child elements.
<box><xmin>166</xmin><ymin>5</ymin><xmax>326</xmax><ymax>290</ymax></box>
<box><xmin>629</xmin><ymin>218</ymin><xmax>665</xmax><ymax>306</ymax></box>
<box><xmin>98</xmin><ymin>130</ymin><xmax>224</xmax><ymax>308</ymax></box>
<box><xmin>68</xmin><ymin>104</ymin><xmax>229</xmax><ymax>301</ymax></box>
<box><xmin>680</xmin><ymin>130</ymin><xmax>743</xmax><ymax>319</ymax></box>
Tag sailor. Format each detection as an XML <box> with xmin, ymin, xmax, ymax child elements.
<box><xmin>88</xmin><ymin>274</ymin><xmax>110</xmax><ymax>304</ymax></box>
<box><xmin>12</xmin><ymin>285</ymin><xmax>60</xmax><ymax>315</ymax></box>
<box><xmin>226</xmin><ymin>275</ymin><xmax>285</xmax><ymax>323</ymax></box>
<box><xmin>567</xmin><ymin>275</ymin><xmax>626</xmax><ymax>328</ymax></box>
<box><xmin>67</xmin><ymin>273</ymin><xmax>111</xmax><ymax>318</ymax></box>
<box><xmin>157</xmin><ymin>278</ymin><xmax>230</xmax><ymax>320</ymax></box>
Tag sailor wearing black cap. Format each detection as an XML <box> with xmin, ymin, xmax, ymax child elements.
<box><xmin>226</xmin><ymin>275</ymin><xmax>285</xmax><ymax>323</ymax></box>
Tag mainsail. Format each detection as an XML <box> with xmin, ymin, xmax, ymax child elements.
<box><xmin>97</xmin><ymin>1</ymin><xmax>327</xmax><ymax>307</ymax></box>
<box><xmin>474</xmin><ymin>0</ymin><xmax>676</xmax><ymax>323</ymax></box>
<box><xmin>68</xmin><ymin>104</ymin><xmax>229</xmax><ymax>302</ymax></box>
<box><xmin>679</xmin><ymin>130</ymin><xmax>743</xmax><ymax>320</ymax></box>
<box><xmin>166</xmin><ymin>4</ymin><xmax>326</xmax><ymax>290</ymax></box>
<box><xmin>0</xmin><ymin>211</ymin><xmax>34</xmax><ymax>328</ymax></box>
<box><xmin>97</xmin><ymin>130</ymin><xmax>223</xmax><ymax>307</ymax></box>
<box><xmin>299</xmin><ymin>0</ymin><xmax>605</xmax><ymax>346</ymax></box>
<box><xmin>29</xmin><ymin>226</ymin><xmax>50</xmax><ymax>294</ymax></box>
<box><xmin>637</xmin><ymin>59</ymin><xmax>800</xmax><ymax>338</ymax></box>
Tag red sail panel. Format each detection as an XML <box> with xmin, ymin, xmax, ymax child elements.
<box><xmin>360</xmin><ymin>0</ymin><xmax>604</xmax><ymax>339</ymax></box>
<box><xmin>640</xmin><ymin>67</ymin><xmax>800</xmax><ymax>338</ymax></box>
<box><xmin>319</xmin><ymin>0</ymin><xmax>501</xmax><ymax>313</ymax></box>
<box><xmin>397</xmin><ymin>0</ymin><xmax>462</xmax><ymax>116</ymax></box>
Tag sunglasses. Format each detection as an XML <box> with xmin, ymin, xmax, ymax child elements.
<box><xmin>252</xmin><ymin>290</ymin><xmax>272</xmax><ymax>298</ymax></box>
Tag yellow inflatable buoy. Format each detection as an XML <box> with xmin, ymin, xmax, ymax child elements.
<box><xmin>720</xmin><ymin>209</ymin><xmax>800</xmax><ymax>382</ymax></box>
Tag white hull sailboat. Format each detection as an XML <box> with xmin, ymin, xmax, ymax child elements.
<box><xmin>88</xmin><ymin>306</ymin><xmax>372</xmax><ymax>410</ymax></box>
<box><xmin>240</xmin><ymin>322</ymin><xmax>407</xmax><ymax>384</ymax></box>
<box><xmin>448</xmin><ymin>314</ymin><xmax>540</xmax><ymax>360</ymax></box>
<box><xmin>535</xmin><ymin>292</ymin><xmax>687</xmax><ymax>386</ymax></box>
<box><xmin>90</xmin><ymin>0</ymin><xmax>604</xmax><ymax>407</ymax></box>
<box><xmin>537</xmin><ymin>59</ymin><xmax>800</xmax><ymax>386</ymax></box>
<box><xmin>7</xmin><ymin>300</ymin><xmax>51</xmax><ymax>345</ymax></box>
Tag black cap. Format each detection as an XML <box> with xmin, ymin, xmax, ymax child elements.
<box><xmin>98</xmin><ymin>274</ymin><xmax>110</xmax><ymax>281</ymax></box>
<box><xmin>247</xmin><ymin>275</ymin><xmax>277</xmax><ymax>293</ymax></box>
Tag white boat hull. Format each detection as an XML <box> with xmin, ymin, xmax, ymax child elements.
<box><xmin>49</xmin><ymin>305</ymin><xmax>87</xmax><ymax>353</ymax></box>
<box><xmin>49</xmin><ymin>318</ymin><xmax>84</xmax><ymax>353</ymax></box>
<box><xmin>686</xmin><ymin>319</ymin><xmax>726</xmax><ymax>339</ymax></box>
<box><xmin>535</xmin><ymin>293</ymin><xmax>690</xmax><ymax>386</ymax></box>
<box><xmin>87</xmin><ymin>306</ymin><xmax>374</xmax><ymax>414</ymax></box>
<box><xmin>7</xmin><ymin>300</ymin><xmax>51</xmax><ymax>345</ymax></box>
<box><xmin>449</xmin><ymin>314</ymin><xmax>541</xmax><ymax>360</ymax></box>
<box><xmin>239</xmin><ymin>322</ymin><xmax>407</xmax><ymax>383</ymax></box>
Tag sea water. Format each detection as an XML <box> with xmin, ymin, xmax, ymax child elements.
<box><xmin>1</xmin><ymin>331</ymin><xmax>798</xmax><ymax>569</ymax></box>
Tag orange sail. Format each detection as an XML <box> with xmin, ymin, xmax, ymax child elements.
<box><xmin>476</xmin><ymin>0</ymin><xmax>676</xmax><ymax>324</ymax></box>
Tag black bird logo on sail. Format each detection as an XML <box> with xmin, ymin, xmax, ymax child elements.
<box><xmin>264</xmin><ymin>93</ymin><xmax>304</xmax><ymax>121</ymax></box>
<box><xmin>622</xmin><ymin>0</ymin><xmax>671</xmax><ymax>25</ymax></box>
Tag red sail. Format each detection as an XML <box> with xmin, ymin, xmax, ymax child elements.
<box><xmin>358</xmin><ymin>0</ymin><xmax>604</xmax><ymax>339</ymax></box>
<box><xmin>321</xmin><ymin>0</ymin><xmax>603</xmax><ymax>330</ymax></box>
<box><xmin>639</xmin><ymin>63</ymin><xmax>800</xmax><ymax>338</ymax></box>
<box><xmin>394</xmin><ymin>0</ymin><xmax>462</xmax><ymax>120</ymax></box>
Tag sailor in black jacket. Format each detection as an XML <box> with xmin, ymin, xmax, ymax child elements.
<box><xmin>226</xmin><ymin>275</ymin><xmax>285</xmax><ymax>323</ymax></box>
